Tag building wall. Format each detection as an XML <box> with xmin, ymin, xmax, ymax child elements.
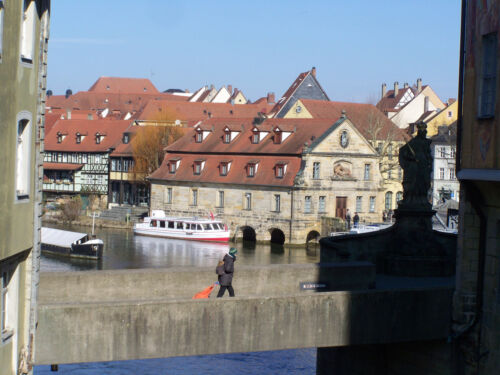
<box><xmin>426</xmin><ymin>101</ymin><xmax>458</xmax><ymax>137</ymax></box>
<box><xmin>282</xmin><ymin>99</ymin><xmax>314</xmax><ymax>119</ymax></box>
<box><xmin>390</xmin><ymin>89</ymin><xmax>443</xmax><ymax>130</ymax></box>
<box><xmin>0</xmin><ymin>1</ymin><xmax>49</xmax><ymax>374</ymax></box>
<box><xmin>431</xmin><ymin>144</ymin><xmax>459</xmax><ymax>205</ymax></box>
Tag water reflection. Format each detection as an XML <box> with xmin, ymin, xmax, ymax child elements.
<box><xmin>41</xmin><ymin>224</ymin><xmax>320</xmax><ymax>272</ymax></box>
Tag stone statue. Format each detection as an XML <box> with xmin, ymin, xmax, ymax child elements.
<box><xmin>333</xmin><ymin>163</ymin><xmax>351</xmax><ymax>178</ymax></box>
<box><xmin>398</xmin><ymin>121</ymin><xmax>432</xmax><ymax>209</ymax></box>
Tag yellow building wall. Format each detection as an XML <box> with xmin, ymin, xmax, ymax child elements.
<box><xmin>421</xmin><ymin>101</ymin><xmax>458</xmax><ymax>137</ymax></box>
<box><xmin>282</xmin><ymin>100</ymin><xmax>314</xmax><ymax>119</ymax></box>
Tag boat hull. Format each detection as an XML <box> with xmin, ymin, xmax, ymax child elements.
<box><xmin>41</xmin><ymin>243</ymin><xmax>103</xmax><ymax>260</ymax></box>
<box><xmin>133</xmin><ymin>228</ymin><xmax>230</xmax><ymax>243</ymax></box>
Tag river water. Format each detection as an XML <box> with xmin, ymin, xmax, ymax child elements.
<box><xmin>35</xmin><ymin>224</ymin><xmax>319</xmax><ymax>374</ymax></box>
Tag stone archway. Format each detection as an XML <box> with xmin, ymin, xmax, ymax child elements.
<box><xmin>306</xmin><ymin>230</ymin><xmax>321</xmax><ymax>243</ymax></box>
<box><xmin>270</xmin><ymin>228</ymin><xmax>285</xmax><ymax>245</ymax></box>
<box><xmin>241</xmin><ymin>226</ymin><xmax>257</xmax><ymax>242</ymax></box>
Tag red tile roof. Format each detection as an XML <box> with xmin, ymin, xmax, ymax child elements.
<box><xmin>299</xmin><ymin>99</ymin><xmax>409</xmax><ymax>142</ymax></box>
<box><xmin>88</xmin><ymin>77</ymin><xmax>159</xmax><ymax>94</ymax></box>
<box><xmin>44</xmin><ymin>119</ymin><xmax>131</xmax><ymax>153</ymax></box>
<box><xmin>376</xmin><ymin>87</ymin><xmax>413</xmax><ymax>113</ymax></box>
<box><xmin>136</xmin><ymin>100</ymin><xmax>274</xmax><ymax>122</ymax></box>
<box><xmin>43</xmin><ymin>163</ymin><xmax>84</xmax><ymax>171</ymax></box>
<box><xmin>149</xmin><ymin>153</ymin><xmax>302</xmax><ymax>187</ymax></box>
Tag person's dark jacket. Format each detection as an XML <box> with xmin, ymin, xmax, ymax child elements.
<box><xmin>220</xmin><ymin>253</ymin><xmax>235</xmax><ymax>286</ymax></box>
<box><xmin>216</xmin><ymin>263</ymin><xmax>225</xmax><ymax>284</ymax></box>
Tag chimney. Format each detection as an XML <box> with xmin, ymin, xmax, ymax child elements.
<box><xmin>404</xmin><ymin>82</ymin><xmax>409</xmax><ymax>89</ymax></box>
<box><xmin>381</xmin><ymin>83</ymin><xmax>387</xmax><ymax>99</ymax></box>
<box><xmin>394</xmin><ymin>82</ymin><xmax>399</xmax><ymax>97</ymax></box>
<box><xmin>424</xmin><ymin>96</ymin><xmax>430</xmax><ymax>112</ymax></box>
<box><xmin>227</xmin><ymin>85</ymin><xmax>232</xmax><ymax>95</ymax></box>
<box><xmin>311</xmin><ymin>67</ymin><xmax>317</xmax><ymax>77</ymax></box>
<box><xmin>66</xmin><ymin>109</ymin><xmax>72</xmax><ymax>120</ymax></box>
<box><xmin>417</xmin><ymin>78</ymin><xmax>422</xmax><ymax>93</ymax></box>
<box><xmin>267</xmin><ymin>92</ymin><xmax>275</xmax><ymax>104</ymax></box>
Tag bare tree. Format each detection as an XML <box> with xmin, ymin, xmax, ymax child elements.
<box><xmin>59</xmin><ymin>195</ymin><xmax>82</xmax><ymax>223</ymax></box>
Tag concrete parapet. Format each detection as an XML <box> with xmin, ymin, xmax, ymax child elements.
<box><xmin>35</xmin><ymin>287</ymin><xmax>453</xmax><ymax>365</ymax></box>
<box><xmin>38</xmin><ymin>262</ymin><xmax>375</xmax><ymax>304</ymax></box>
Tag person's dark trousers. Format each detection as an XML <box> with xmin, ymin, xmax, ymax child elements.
<box><xmin>217</xmin><ymin>285</ymin><xmax>235</xmax><ymax>297</ymax></box>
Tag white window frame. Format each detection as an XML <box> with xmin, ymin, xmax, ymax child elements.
<box><xmin>166</xmin><ymin>187</ymin><xmax>172</xmax><ymax>204</ymax></box>
<box><xmin>15</xmin><ymin>112</ymin><xmax>33</xmax><ymax>202</ymax></box>
<box><xmin>191</xmin><ymin>189</ymin><xmax>198</xmax><ymax>206</ymax></box>
<box><xmin>356</xmin><ymin>196</ymin><xmax>363</xmax><ymax>212</ymax></box>
<box><xmin>369</xmin><ymin>196</ymin><xmax>376</xmax><ymax>213</ymax></box>
<box><xmin>318</xmin><ymin>196</ymin><xmax>326</xmax><ymax>213</ymax></box>
<box><xmin>478</xmin><ymin>32</ymin><xmax>497</xmax><ymax>118</ymax></box>
<box><xmin>440</xmin><ymin>168</ymin><xmax>445</xmax><ymax>180</ymax></box>
<box><xmin>1</xmin><ymin>263</ymin><xmax>17</xmax><ymax>343</ymax></box>
<box><xmin>304</xmin><ymin>196</ymin><xmax>312</xmax><ymax>213</ymax></box>
<box><xmin>244</xmin><ymin>193</ymin><xmax>252</xmax><ymax>210</ymax></box>
<box><xmin>274</xmin><ymin>194</ymin><xmax>281</xmax><ymax>212</ymax></box>
<box><xmin>20</xmin><ymin>0</ymin><xmax>36</xmax><ymax>65</ymax></box>
<box><xmin>385</xmin><ymin>191</ymin><xmax>393</xmax><ymax>210</ymax></box>
<box><xmin>364</xmin><ymin>164</ymin><xmax>371</xmax><ymax>180</ymax></box>
<box><xmin>313</xmin><ymin>162</ymin><xmax>320</xmax><ymax>179</ymax></box>
<box><xmin>218</xmin><ymin>191</ymin><xmax>224</xmax><ymax>208</ymax></box>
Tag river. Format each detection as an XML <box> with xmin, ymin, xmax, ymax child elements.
<box><xmin>35</xmin><ymin>224</ymin><xmax>319</xmax><ymax>374</ymax></box>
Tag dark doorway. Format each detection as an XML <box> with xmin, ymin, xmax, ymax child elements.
<box><xmin>336</xmin><ymin>196</ymin><xmax>347</xmax><ymax>219</ymax></box>
<box><xmin>270</xmin><ymin>228</ymin><xmax>285</xmax><ymax>245</ymax></box>
<box><xmin>306</xmin><ymin>230</ymin><xmax>320</xmax><ymax>243</ymax></box>
<box><xmin>241</xmin><ymin>226</ymin><xmax>256</xmax><ymax>242</ymax></box>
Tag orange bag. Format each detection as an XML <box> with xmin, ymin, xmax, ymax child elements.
<box><xmin>192</xmin><ymin>284</ymin><xmax>216</xmax><ymax>299</ymax></box>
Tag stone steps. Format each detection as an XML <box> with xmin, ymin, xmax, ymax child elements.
<box><xmin>99</xmin><ymin>205</ymin><xmax>149</xmax><ymax>223</ymax></box>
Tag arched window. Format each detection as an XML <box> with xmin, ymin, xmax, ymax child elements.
<box><xmin>396</xmin><ymin>192</ymin><xmax>403</xmax><ymax>207</ymax></box>
<box><xmin>385</xmin><ymin>191</ymin><xmax>393</xmax><ymax>210</ymax></box>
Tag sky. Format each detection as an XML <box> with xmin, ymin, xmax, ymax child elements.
<box><xmin>47</xmin><ymin>0</ymin><xmax>461</xmax><ymax>104</ymax></box>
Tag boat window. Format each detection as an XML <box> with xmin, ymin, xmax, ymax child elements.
<box><xmin>159</xmin><ymin>221</ymin><xmax>165</xmax><ymax>228</ymax></box>
<box><xmin>204</xmin><ymin>223</ymin><xmax>212</xmax><ymax>230</ymax></box>
<box><xmin>186</xmin><ymin>223</ymin><xmax>192</xmax><ymax>230</ymax></box>
<box><xmin>197</xmin><ymin>224</ymin><xmax>203</xmax><ymax>231</ymax></box>
<box><xmin>150</xmin><ymin>220</ymin><xmax>157</xmax><ymax>227</ymax></box>
<box><xmin>176</xmin><ymin>222</ymin><xmax>183</xmax><ymax>229</ymax></box>
<box><xmin>168</xmin><ymin>221</ymin><xmax>175</xmax><ymax>229</ymax></box>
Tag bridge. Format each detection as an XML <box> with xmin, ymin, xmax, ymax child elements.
<box><xmin>35</xmin><ymin>263</ymin><xmax>453</xmax><ymax>373</ymax></box>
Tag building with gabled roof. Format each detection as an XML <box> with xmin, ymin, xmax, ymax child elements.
<box><xmin>43</xmin><ymin>119</ymin><xmax>130</xmax><ymax>203</ymax></box>
<box><xmin>376</xmin><ymin>79</ymin><xmax>446</xmax><ymax>130</ymax></box>
<box><xmin>88</xmin><ymin>77</ymin><xmax>160</xmax><ymax>94</ymax></box>
<box><xmin>270</xmin><ymin>67</ymin><xmax>330</xmax><ymax>118</ymax></box>
<box><xmin>149</xmin><ymin>116</ymin><xmax>388</xmax><ymax>244</ymax></box>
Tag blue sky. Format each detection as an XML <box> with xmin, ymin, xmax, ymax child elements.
<box><xmin>47</xmin><ymin>0</ymin><xmax>461</xmax><ymax>103</ymax></box>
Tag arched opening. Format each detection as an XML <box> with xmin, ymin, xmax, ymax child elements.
<box><xmin>306</xmin><ymin>230</ymin><xmax>320</xmax><ymax>243</ymax></box>
<box><xmin>270</xmin><ymin>228</ymin><xmax>285</xmax><ymax>245</ymax></box>
<box><xmin>241</xmin><ymin>226</ymin><xmax>256</xmax><ymax>242</ymax></box>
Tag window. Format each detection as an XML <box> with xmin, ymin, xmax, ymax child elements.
<box><xmin>304</xmin><ymin>196</ymin><xmax>312</xmax><ymax>213</ymax></box>
<box><xmin>220</xmin><ymin>163</ymin><xmax>228</xmax><ymax>176</ymax></box>
<box><xmin>166</xmin><ymin>187</ymin><xmax>172</xmax><ymax>204</ymax></box>
<box><xmin>274</xmin><ymin>129</ymin><xmax>282</xmax><ymax>144</ymax></box>
<box><xmin>21</xmin><ymin>0</ymin><xmax>36</xmax><ymax>64</ymax></box>
<box><xmin>62</xmin><ymin>153</ymin><xmax>68</xmax><ymax>163</ymax></box>
<box><xmin>364</xmin><ymin>164</ymin><xmax>371</xmax><ymax>180</ymax></box>
<box><xmin>96</xmin><ymin>133</ymin><xmax>101</xmax><ymax>144</ymax></box>
<box><xmin>440</xmin><ymin>147</ymin><xmax>446</xmax><ymax>158</ymax></box>
<box><xmin>396</xmin><ymin>192</ymin><xmax>403</xmax><ymax>205</ymax></box>
<box><xmin>388</xmin><ymin>144</ymin><xmax>393</xmax><ymax>160</ymax></box>
<box><xmin>440</xmin><ymin>168</ymin><xmax>445</xmax><ymax>179</ymax></box>
<box><xmin>247</xmin><ymin>163</ymin><xmax>255</xmax><ymax>177</ymax></box>
<box><xmin>276</xmin><ymin>164</ymin><xmax>284</xmax><ymax>178</ymax></box>
<box><xmin>244</xmin><ymin>193</ymin><xmax>252</xmax><ymax>210</ymax></box>
<box><xmin>169</xmin><ymin>162</ymin><xmax>176</xmax><ymax>173</ymax></box>
<box><xmin>1</xmin><ymin>265</ymin><xmax>15</xmax><ymax>341</ymax></box>
<box><xmin>82</xmin><ymin>154</ymin><xmax>88</xmax><ymax>163</ymax></box>
<box><xmin>111</xmin><ymin>159</ymin><xmax>117</xmax><ymax>172</ymax></box>
<box><xmin>223</xmin><ymin>131</ymin><xmax>231</xmax><ymax>143</ymax></box>
<box><xmin>123</xmin><ymin>134</ymin><xmax>130</xmax><ymax>144</ymax></box>
<box><xmin>385</xmin><ymin>191</ymin><xmax>393</xmax><ymax>210</ymax></box>
<box><xmin>313</xmin><ymin>162</ymin><xmax>320</xmax><ymax>179</ymax></box>
<box><xmin>356</xmin><ymin>196</ymin><xmax>362</xmax><ymax>212</ymax></box>
<box><xmin>194</xmin><ymin>162</ymin><xmax>201</xmax><ymax>175</ymax></box>
<box><xmin>274</xmin><ymin>194</ymin><xmax>281</xmax><ymax>212</ymax></box>
<box><xmin>398</xmin><ymin>167</ymin><xmax>402</xmax><ymax>179</ymax></box>
<box><xmin>451</xmin><ymin>147</ymin><xmax>456</xmax><ymax>158</ymax></box>
<box><xmin>252</xmin><ymin>132</ymin><xmax>259</xmax><ymax>144</ymax></box>
<box><xmin>123</xmin><ymin>159</ymin><xmax>132</xmax><ymax>172</ymax></box>
<box><xmin>479</xmin><ymin>33</ymin><xmax>497</xmax><ymax>118</ymax></box>
<box><xmin>449</xmin><ymin>168</ymin><xmax>455</xmax><ymax>180</ymax></box>
<box><xmin>76</xmin><ymin>133</ymin><xmax>81</xmax><ymax>144</ymax></box>
<box><xmin>448</xmin><ymin>111</ymin><xmax>453</xmax><ymax>118</ymax></box>
<box><xmin>71</xmin><ymin>153</ymin><xmax>77</xmax><ymax>163</ymax></box>
<box><xmin>16</xmin><ymin>115</ymin><xmax>32</xmax><ymax>200</ymax></box>
<box><xmin>95</xmin><ymin>154</ymin><xmax>101</xmax><ymax>164</ymax></box>
<box><xmin>195</xmin><ymin>131</ymin><xmax>203</xmax><ymax>143</ymax></box>
<box><xmin>57</xmin><ymin>133</ymin><xmax>63</xmax><ymax>143</ymax></box>
<box><xmin>0</xmin><ymin>1</ymin><xmax>4</xmax><ymax>59</ymax></box>
<box><xmin>369</xmin><ymin>196</ymin><xmax>376</xmax><ymax>212</ymax></box>
<box><xmin>192</xmin><ymin>189</ymin><xmax>198</xmax><ymax>206</ymax></box>
<box><xmin>387</xmin><ymin>169</ymin><xmax>392</xmax><ymax>179</ymax></box>
<box><xmin>319</xmin><ymin>196</ymin><xmax>326</xmax><ymax>213</ymax></box>
<box><xmin>218</xmin><ymin>191</ymin><xmax>224</xmax><ymax>208</ymax></box>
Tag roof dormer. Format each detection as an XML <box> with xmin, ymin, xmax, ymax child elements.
<box><xmin>194</xmin><ymin>126</ymin><xmax>211</xmax><ymax>143</ymax></box>
<box><xmin>246</xmin><ymin>160</ymin><xmax>259</xmax><ymax>177</ymax></box>
<box><xmin>251</xmin><ymin>126</ymin><xmax>269</xmax><ymax>144</ymax></box>
<box><xmin>274</xmin><ymin>161</ymin><xmax>288</xmax><ymax>178</ymax></box>
<box><xmin>95</xmin><ymin>132</ymin><xmax>105</xmax><ymax>144</ymax></box>
<box><xmin>273</xmin><ymin>127</ymin><xmax>292</xmax><ymax>144</ymax></box>
<box><xmin>168</xmin><ymin>157</ymin><xmax>181</xmax><ymax>174</ymax></box>
<box><xmin>219</xmin><ymin>160</ymin><xmax>232</xmax><ymax>176</ymax></box>
<box><xmin>193</xmin><ymin>159</ymin><xmax>205</xmax><ymax>175</ymax></box>
<box><xmin>223</xmin><ymin>126</ymin><xmax>239</xmax><ymax>144</ymax></box>
<box><xmin>56</xmin><ymin>131</ymin><xmax>67</xmax><ymax>143</ymax></box>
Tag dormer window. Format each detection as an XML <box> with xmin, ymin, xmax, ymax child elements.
<box><xmin>247</xmin><ymin>163</ymin><xmax>256</xmax><ymax>177</ymax></box>
<box><xmin>169</xmin><ymin>162</ymin><xmax>176</xmax><ymax>174</ymax></box>
<box><xmin>275</xmin><ymin>162</ymin><xmax>287</xmax><ymax>178</ymax></box>
<box><xmin>221</xmin><ymin>163</ymin><xmax>228</xmax><ymax>176</ymax></box>
<box><xmin>57</xmin><ymin>132</ymin><xmax>63</xmax><ymax>143</ymax></box>
<box><xmin>223</xmin><ymin>131</ymin><xmax>231</xmax><ymax>144</ymax></box>
<box><xmin>252</xmin><ymin>131</ymin><xmax>259</xmax><ymax>144</ymax></box>
<box><xmin>193</xmin><ymin>160</ymin><xmax>205</xmax><ymax>175</ymax></box>
<box><xmin>76</xmin><ymin>133</ymin><xmax>81</xmax><ymax>144</ymax></box>
<box><xmin>123</xmin><ymin>134</ymin><xmax>129</xmax><ymax>144</ymax></box>
<box><xmin>195</xmin><ymin>131</ymin><xmax>203</xmax><ymax>143</ymax></box>
<box><xmin>95</xmin><ymin>133</ymin><xmax>103</xmax><ymax>144</ymax></box>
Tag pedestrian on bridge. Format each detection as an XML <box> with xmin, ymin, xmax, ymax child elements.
<box><xmin>217</xmin><ymin>247</ymin><xmax>237</xmax><ymax>297</ymax></box>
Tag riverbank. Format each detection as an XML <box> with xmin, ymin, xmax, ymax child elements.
<box><xmin>43</xmin><ymin>214</ymin><xmax>133</xmax><ymax>230</ymax></box>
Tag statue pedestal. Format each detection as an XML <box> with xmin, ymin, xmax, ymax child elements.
<box><xmin>385</xmin><ymin>207</ymin><xmax>454</xmax><ymax>276</ymax></box>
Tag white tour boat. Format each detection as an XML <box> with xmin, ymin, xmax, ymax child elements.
<box><xmin>133</xmin><ymin>210</ymin><xmax>230</xmax><ymax>242</ymax></box>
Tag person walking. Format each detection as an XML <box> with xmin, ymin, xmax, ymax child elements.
<box><xmin>353</xmin><ymin>212</ymin><xmax>360</xmax><ymax>228</ymax></box>
<box><xmin>345</xmin><ymin>209</ymin><xmax>352</xmax><ymax>229</ymax></box>
<box><xmin>217</xmin><ymin>247</ymin><xmax>237</xmax><ymax>297</ymax></box>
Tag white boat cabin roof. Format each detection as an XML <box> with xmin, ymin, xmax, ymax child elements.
<box><xmin>41</xmin><ymin>227</ymin><xmax>88</xmax><ymax>248</ymax></box>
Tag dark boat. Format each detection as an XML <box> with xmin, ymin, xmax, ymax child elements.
<box><xmin>41</xmin><ymin>227</ymin><xmax>104</xmax><ymax>260</ymax></box>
